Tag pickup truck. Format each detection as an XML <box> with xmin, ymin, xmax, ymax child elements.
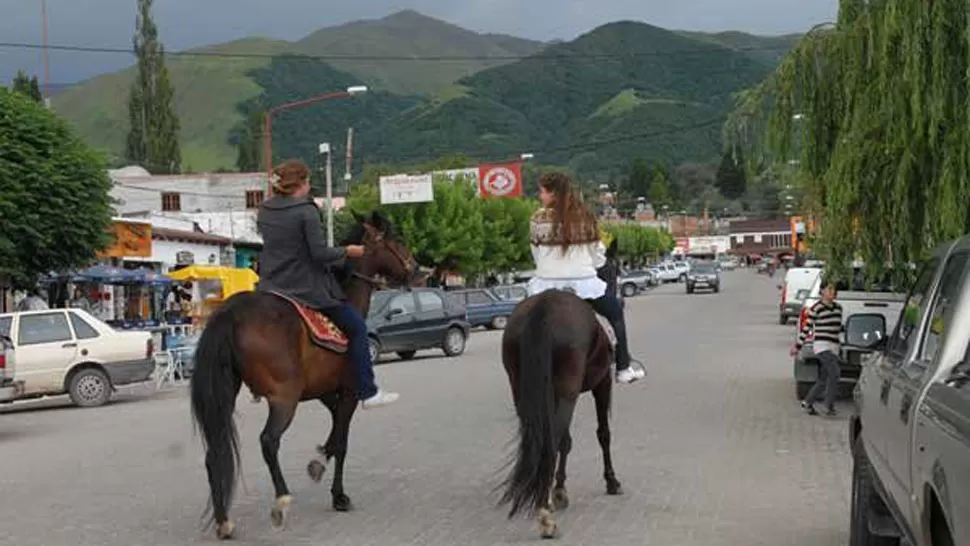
<box><xmin>447</xmin><ymin>288</ymin><xmax>518</xmax><ymax>330</ymax></box>
<box><xmin>0</xmin><ymin>334</ymin><xmax>24</xmax><ymax>402</ymax></box>
<box><xmin>792</xmin><ymin>269</ymin><xmax>906</xmax><ymax>399</ymax></box>
<box><xmin>849</xmin><ymin>236</ymin><xmax>970</xmax><ymax>546</ymax></box>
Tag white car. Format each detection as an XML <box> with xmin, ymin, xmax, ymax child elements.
<box><xmin>0</xmin><ymin>309</ymin><xmax>154</xmax><ymax>407</ymax></box>
<box><xmin>653</xmin><ymin>263</ymin><xmax>681</xmax><ymax>283</ymax></box>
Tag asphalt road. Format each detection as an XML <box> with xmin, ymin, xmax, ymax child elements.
<box><xmin>0</xmin><ymin>270</ymin><xmax>854</xmax><ymax>546</ymax></box>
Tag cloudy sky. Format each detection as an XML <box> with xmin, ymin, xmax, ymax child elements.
<box><xmin>1</xmin><ymin>0</ymin><xmax>839</xmax><ymax>84</ymax></box>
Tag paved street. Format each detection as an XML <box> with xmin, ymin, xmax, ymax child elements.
<box><xmin>0</xmin><ymin>271</ymin><xmax>853</xmax><ymax>546</ymax></box>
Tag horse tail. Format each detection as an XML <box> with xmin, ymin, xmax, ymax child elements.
<box><xmin>500</xmin><ymin>301</ymin><xmax>558</xmax><ymax>518</ymax></box>
<box><xmin>190</xmin><ymin>299</ymin><xmax>243</xmax><ymax>527</ymax></box>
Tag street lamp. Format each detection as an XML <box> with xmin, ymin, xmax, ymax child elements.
<box><xmin>319</xmin><ymin>142</ymin><xmax>335</xmax><ymax>246</ymax></box>
<box><xmin>263</xmin><ymin>85</ymin><xmax>369</xmax><ymax>194</ymax></box>
<box><xmin>520</xmin><ymin>152</ymin><xmax>535</xmax><ymax>161</ymax></box>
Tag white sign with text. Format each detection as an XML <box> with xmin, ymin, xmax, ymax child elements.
<box><xmin>379</xmin><ymin>174</ymin><xmax>434</xmax><ymax>204</ymax></box>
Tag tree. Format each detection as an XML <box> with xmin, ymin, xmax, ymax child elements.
<box><xmin>234</xmin><ymin>109</ymin><xmax>263</xmax><ymax>172</ymax></box>
<box><xmin>11</xmin><ymin>70</ymin><xmax>42</xmax><ymax>103</ymax></box>
<box><xmin>647</xmin><ymin>165</ymin><xmax>673</xmax><ymax>211</ymax></box>
<box><xmin>602</xmin><ymin>223</ymin><xmax>674</xmax><ymax>267</ymax></box>
<box><xmin>0</xmin><ymin>89</ymin><xmax>114</xmax><ymax>289</ymax></box>
<box><xmin>727</xmin><ymin>2</ymin><xmax>970</xmax><ymax>283</ymax></box>
<box><xmin>626</xmin><ymin>158</ymin><xmax>652</xmax><ymax>201</ymax></box>
<box><xmin>125</xmin><ymin>0</ymin><xmax>181</xmax><ymax>174</ymax></box>
<box><xmin>715</xmin><ymin>146</ymin><xmax>747</xmax><ymax>200</ymax></box>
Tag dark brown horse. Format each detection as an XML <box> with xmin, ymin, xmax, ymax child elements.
<box><xmin>190</xmin><ymin>211</ymin><xmax>418</xmax><ymax>539</ymax></box>
<box><xmin>499</xmin><ymin>285</ymin><xmax>623</xmax><ymax>539</ymax></box>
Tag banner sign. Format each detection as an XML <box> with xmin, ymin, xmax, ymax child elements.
<box><xmin>478</xmin><ymin>161</ymin><xmax>523</xmax><ymax>198</ymax></box>
<box><xmin>379</xmin><ymin>173</ymin><xmax>434</xmax><ymax>204</ymax></box>
<box><xmin>99</xmin><ymin>220</ymin><xmax>152</xmax><ymax>258</ymax></box>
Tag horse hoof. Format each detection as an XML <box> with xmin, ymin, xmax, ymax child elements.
<box><xmin>538</xmin><ymin>508</ymin><xmax>558</xmax><ymax>539</ymax></box>
<box><xmin>216</xmin><ymin>520</ymin><xmax>235</xmax><ymax>540</ymax></box>
<box><xmin>552</xmin><ymin>488</ymin><xmax>569</xmax><ymax>510</ymax></box>
<box><xmin>606</xmin><ymin>479</ymin><xmax>623</xmax><ymax>496</ymax></box>
<box><xmin>333</xmin><ymin>492</ymin><xmax>354</xmax><ymax>512</ymax></box>
<box><xmin>270</xmin><ymin>495</ymin><xmax>291</xmax><ymax>530</ymax></box>
<box><xmin>307</xmin><ymin>459</ymin><xmax>327</xmax><ymax>483</ymax></box>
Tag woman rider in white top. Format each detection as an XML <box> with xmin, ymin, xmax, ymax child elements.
<box><xmin>527</xmin><ymin>172</ymin><xmax>646</xmax><ymax>384</ymax></box>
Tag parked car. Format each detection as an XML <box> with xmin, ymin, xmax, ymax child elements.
<box><xmin>618</xmin><ymin>269</ymin><xmax>655</xmax><ymax>297</ymax></box>
<box><xmin>366</xmin><ymin>288</ymin><xmax>470</xmax><ymax>362</ymax></box>
<box><xmin>490</xmin><ymin>284</ymin><xmax>528</xmax><ymax>303</ymax></box>
<box><xmin>654</xmin><ymin>262</ymin><xmax>682</xmax><ymax>283</ymax></box>
<box><xmin>671</xmin><ymin>260</ymin><xmax>691</xmax><ymax>282</ymax></box>
<box><xmin>0</xmin><ymin>309</ymin><xmax>154</xmax><ymax>407</ymax></box>
<box><xmin>0</xmin><ymin>333</ymin><xmax>23</xmax><ymax>402</ymax></box>
<box><xmin>685</xmin><ymin>261</ymin><xmax>720</xmax><ymax>293</ymax></box>
<box><xmin>779</xmin><ymin>267</ymin><xmax>822</xmax><ymax>325</ymax></box>
<box><xmin>849</xmin><ymin>237</ymin><xmax>970</xmax><ymax>546</ymax></box>
<box><xmin>792</xmin><ymin>268</ymin><xmax>905</xmax><ymax>399</ymax></box>
<box><xmin>448</xmin><ymin>288</ymin><xmax>518</xmax><ymax>330</ymax></box>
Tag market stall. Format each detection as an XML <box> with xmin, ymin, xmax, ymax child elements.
<box><xmin>167</xmin><ymin>265</ymin><xmax>258</xmax><ymax>330</ymax></box>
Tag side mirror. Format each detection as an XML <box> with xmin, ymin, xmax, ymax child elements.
<box><xmin>385</xmin><ymin>308</ymin><xmax>404</xmax><ymax>320</ymax></box>
<box><xmin>845</xmin><ymin>313</ymin><xmax>887</xmax><ymax>350</ymax></box>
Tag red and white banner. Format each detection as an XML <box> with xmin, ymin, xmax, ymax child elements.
<box><xmin>478</xmin><ymin>161</ymin><xmax>523</xmax><ymax>198</ymax></box>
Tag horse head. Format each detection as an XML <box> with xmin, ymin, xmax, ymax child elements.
<box><xmin>346</xmin><ymin>211</ymin><xmax>421</xmax><ymax>287</ymax></box>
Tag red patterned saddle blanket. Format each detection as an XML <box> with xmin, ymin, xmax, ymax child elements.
<box><xmin>270</xmin><ymin>292</ymin><xmax>349</xmax><ymax>354</ymax></box>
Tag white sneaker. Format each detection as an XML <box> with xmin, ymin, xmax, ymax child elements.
<box><xmin>362</xmin><ymin>389</ymin><xmax>400</xmax><ymax>409</ymax></box>
<box><xmin>616</xmin><ymin>367</ymin><xmax>641</xmax><ymax>384</ymax></box>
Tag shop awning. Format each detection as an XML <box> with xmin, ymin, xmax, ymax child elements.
<box><xmin>168</xmin><ymin>265</ymin><xmax>258</xmax><ymax>298</ymax></box>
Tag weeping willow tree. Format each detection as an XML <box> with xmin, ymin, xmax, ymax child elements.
<box><xmin>726</xmin><ymin>0</ymin><xmax>970</xmax><ymax>284</ymax></box>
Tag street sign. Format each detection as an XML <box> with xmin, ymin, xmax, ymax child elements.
<box><xmin>478</xmin><ymin>162</ymin><xmax>523</xmax><ymax>198</ymax></box>
<box><xmin>379</xmin><ymin>174</ymin><xmax>434</xmax><ymax>204</ymax></box>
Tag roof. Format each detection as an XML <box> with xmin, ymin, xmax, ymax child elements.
<box><xmin>729</xmin><ymin>219</ymin><xmax>791</xmax><ymax>234</ymax></box>
<box><xmin>151</xmin><ymin>226</ymin><xmax>232</xmax><ymax>245</ymax></box>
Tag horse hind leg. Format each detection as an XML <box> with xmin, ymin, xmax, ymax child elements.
<box><xmin>326</xmin><ymin>392</ymin><xmax>358</xmax><ymax>512</ymax></box>
<box><xmin>261</xmin><ymin>400</ymin><xmax>298</xmax><ymax>530</ymax></box>
<box><xmin>538</xmin><ymin>398</ymin><xmax>576</xmax><ymax>539</ymax></box>
<box><xmin>592</xmin><ymin>380</ymin><xmax>622</xmax><ymax>495</ymax></box>
<box><xmin>552</xmin><ymin>430</ymin><xmax>572</xmax><ymax>511</ymax></box>
<box><xmin>307</xmin><ymin>393</ymin><xmax>340</xmax><ymax>484</ymax></box>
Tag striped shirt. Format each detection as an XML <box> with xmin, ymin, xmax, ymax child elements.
<box><xmin>796</xmin><ymin>300</ymin><xmax>843</xmax><ymax>352</ymax></box>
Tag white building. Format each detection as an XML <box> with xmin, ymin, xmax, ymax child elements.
<box><xmin>109</xmin><ymin>166</ymin><xmax>268</xmax><ymax>216</ymax></box>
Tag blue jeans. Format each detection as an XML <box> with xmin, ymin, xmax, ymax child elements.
<box><xmin>586</xmin><ymin>293</ymin><xmax>632</xmax><ymax>370</ymax></box>
<box><xmin>320</xmin><ymin>303</ymin><xmax>378</xmax><ymax>400</ymax></box>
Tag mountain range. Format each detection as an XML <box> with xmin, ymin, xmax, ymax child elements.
<box><xmin>49</xmin><ymin>10</ymin><xmax>799</xmax><ymax>175</ymax></box>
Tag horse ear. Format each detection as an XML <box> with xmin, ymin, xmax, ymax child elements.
<box><xmin>352</xmin><ymin>211</ymin><xmax>367</xmax><ymax>225</ymax></box>
<box><xmin>371</xmin><ymin>210</ymin><xmax>388</xmax><ymax>231</ymax></box>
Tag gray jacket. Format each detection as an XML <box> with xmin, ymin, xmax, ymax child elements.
<box><xmin>256</xmin><ymin>195</ymin><xmax>347</xmax><ymax>309</ymax></box>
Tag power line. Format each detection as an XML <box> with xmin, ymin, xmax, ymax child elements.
<box><xmin>0</xmin><ymin>40</ymin><xmax>792</xmax><ymax>63</ymax></box>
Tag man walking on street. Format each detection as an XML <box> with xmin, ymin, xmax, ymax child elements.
<box><xmin>791</xmin><ymin>278</ymin><xmax>843</xmax><ymax>416</ymax></box>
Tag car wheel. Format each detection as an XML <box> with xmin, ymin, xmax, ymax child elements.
<box><xmin>490</xmin><ymin>316</ymin><xmax>509</xmax><ymax>330</ymax></box>
<box><xmin>850</xmin><ymin>438</ymin><xmax>900</xmax><ymax>546</ymax></box>
<box><xmin>442</xmin><ymin>327</ymin><xmax>467</xmax><ymax>357</ymax></box>
<box><xmin>368</xmin><ymin>337</ymin><xmax>381</xmax><ymax>363</ymax></box>
<box><xmin>396</xmin><ymin>350</ymin><xmax>417</xmax><ymax>361</ymax></box>
<box><xmin>68</xmin><ymin>367</ymin><xmax>111</xmax><ymax>407</ymax></box>
<box><xmin>621</xmin><ymin>283</ymin><xmax>637</xmax><ymax>298</ymax></box>
<box><xmin>795</xmin><ymin>381</ymin><xmax>813</xmax><ymax>400</ymax></box>
<box><xmin>713</xmin><ymin>285</ymin><xmax>720</xmax><ymax>293</ymax></box>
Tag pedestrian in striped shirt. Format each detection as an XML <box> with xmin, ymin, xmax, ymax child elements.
<box><xmin>790</xmin><ymin>279</ymin><xmax>843</xmax><ymax>416</ymax></box>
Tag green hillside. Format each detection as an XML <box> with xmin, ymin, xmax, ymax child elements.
<box><xmin>677</xmin><ymin>30</ymin><xmax>800</xmax><ymax>67</ymax></box>
<box><xmin>359</xmin><ymin>21</ymin><xmax>774</xmax><ymax>176</ymax></box>
<box><xmin>293</xmin><ymin>10</ymin><xmax>545</xmax><ymax>96</ymax></box>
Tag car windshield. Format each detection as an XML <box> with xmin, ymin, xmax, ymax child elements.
<box><xmin>693</xmin><ymin>264</ymin><xmax>716</xmax><ymax>274</ymax></box>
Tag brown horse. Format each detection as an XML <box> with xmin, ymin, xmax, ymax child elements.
<box><xmin>499</xmin><ymin>288</ymin><xmax>623</xmax><ymax>539</ymax></box>
<box><xmin>189</xmin><ymin>211</ymin><xmax>418</xmax><ymax>539</ymax></box>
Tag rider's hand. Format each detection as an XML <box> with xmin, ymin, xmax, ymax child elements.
<box><xmin>345</xmin><ymin>245</ymin><xmax>365</xmax><ymax>258</ymax></box>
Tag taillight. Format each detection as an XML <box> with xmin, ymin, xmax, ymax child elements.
<box><xmin>798</xmin><ymin>308</ymin><xmax>813</xmax><ymax>340</ymax></box>
<box><xmin>0</xmin><ymin>353</ymin><xmax>5</xmax><ymax>370</ymax></box>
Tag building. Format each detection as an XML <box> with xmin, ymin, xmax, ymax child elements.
<box><xmin>727</xmin><ymin>219</ymin><xmax>793</xmax><ymax>255</ymax></box>
<box><xmin>109</xmin><ymin>166</ymin><xmax>268</xmax><ymax>215</ymax></box>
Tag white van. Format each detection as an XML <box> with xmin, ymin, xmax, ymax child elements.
<box><xmin>779</xmin><ymin>267</ymin><xmax>821</xmax><ymax>325</ymax></box>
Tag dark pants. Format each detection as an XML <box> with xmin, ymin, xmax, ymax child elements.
<box><xmin>320</xmin><ymin>303</ymin><xmax>378</xmax><ymax>400</ymax></box>
<box><xmin>587</xmin><ymin>293</ymin><xmax>632</xmax><ymax>370</ymax></box>
<box><xmin>805</xmin><ymin>350</ymin><xmax>840</xmax><ymax>409</ymax></box>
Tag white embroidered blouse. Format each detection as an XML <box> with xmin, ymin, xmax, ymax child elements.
<box><xmin>527</xmin><ymin>207</ymin><xmax>607</xmax><ymax>300</ymax></box>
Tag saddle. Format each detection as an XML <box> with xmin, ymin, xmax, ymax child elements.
<box><xmin>270</xmin><ymin>292</ymin><xmax>349</xmax><ymax>354</ymax></box>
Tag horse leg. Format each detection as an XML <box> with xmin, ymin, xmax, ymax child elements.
<box><xmin>261</xmin><ymin>400</ymin><xmax>298</xmax><ymax>530</ymax></box>
<box><xmin>552</xmin><ymin>430</ymin><xmax>572</xmax><ymax>510</ymax></box>
<box><xmin>327</xmin><ymin>392</ymin><xmax>358</xmax><ymax>512</ymax></box>
<box><xmin>592</xmin><ymin>380</ymin><xmax>622</xmax><ymax>495</ymax></box>
<box><xmin>539</xmin><ymin>399</ymin><xmax>575</xmax><ymax>539</ymax></box>
<box><xmin>307</xmin><ymin>392</ymin><xmax>340</xmax><ymax>484</ymax></box>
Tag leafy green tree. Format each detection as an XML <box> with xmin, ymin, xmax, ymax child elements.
<box><xmin>11</xmin><ymin>70</ymin><xmax>42</xmax><ymax>103</ymax></box>
<box><xmin>647</xmin><ymin>166</ymin><xmax>673</xmax><ymax>211</ymax></box>
<box><xmin>626</xmin><ymin>158</ymin><xmax>652</xmax><ymax>201</ymax></box>
<box><xmin>234</xmin><ymin>109</ymin><xmax>263</xmax><ymax>172</ymax></box>
<box><xmin>126</xmin><ymin>0</ymin><xmax>181</xmax><ymax>174</ymax></box>
<box><xmin>480</xmin><ymin>196</ymin><xmax>537</xmax><ymax>274</ymax></box>
<box><xmin>715</xmin><ymin>146</ymin><xmax>747</xmax><ymax>199</ymax></box>
<box><xmin>0</xmin><ymin>89</ymin><xmax>113</xmax><ymax>289</ymax></box>
<box><xmin>728</xmin><ymin>2</ymin><xmax>970</xmax><ymax>282</ymax></box>
<box><xmin>602</xmin><ymin>223</ymin><xmax>673</xmax><ymax>267</ymax></box>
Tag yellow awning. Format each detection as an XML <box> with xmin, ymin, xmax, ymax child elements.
<box><xmin>168</xmin><ymin>265</ymin><xmax>258</xmax><ymax>298</ymax></box>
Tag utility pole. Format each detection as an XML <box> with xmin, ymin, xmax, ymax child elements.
<box><xmin>41</xmin><ymin>0</ymin><xmax>51</xmax><ymax>106</ymax></box>
<box><xmin>344</xmin><ymin>127</ymin><xmax>354</xmax><ymax>187</ymax></box>
<box><xmin>319</xmin><ymin>142</ymin><xmax>334</xmax><ymax>246</ymax></box>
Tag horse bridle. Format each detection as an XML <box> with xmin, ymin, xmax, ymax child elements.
<box><xmin>350</xmin><ymin>228</ymin><xmax>416</xmax><ymax>289</ymax></box>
